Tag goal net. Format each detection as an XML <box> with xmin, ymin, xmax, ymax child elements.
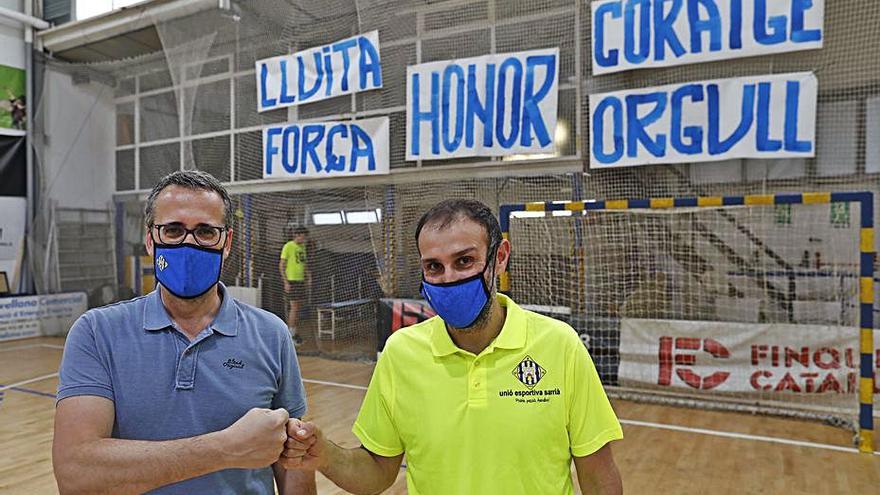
<box><xmin>504</xmin><ymin>192</ymin><xmax>876</xmax><ymax>447</ymax></box>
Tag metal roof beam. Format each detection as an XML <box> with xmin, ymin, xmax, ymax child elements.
<box><xmin>0</xmin><ymin>5</ymin><xmax>50</xmax><ymax>30</ymax></box>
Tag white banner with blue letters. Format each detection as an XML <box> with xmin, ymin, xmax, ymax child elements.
<box><xmin>263</xmin><ymin>116</ymin><xmax>389</xmax><ymax>179</ymax></box>
<box><xmin>406</xmin><ymin>48</ymin><xmax>559</xmax><ymax>161</ymax></box>
<box><xmin>589</xmin><ymin>72</ymin><xmax>817</xmax><ymax>169</ymax></box>
<box><xmin>592</xmin><ymin>0</ymin><xmax>824</xmax><ymax>75</ymax></box>
<box><xmin>256</xmin><ymin>31</ymin><xmax>382</xmax><ymax>112</ymax></box>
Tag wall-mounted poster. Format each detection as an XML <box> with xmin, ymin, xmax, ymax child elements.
<box><xmin>589</xmin><ymin>72</ymin><xmax>817</xmax><ymax>169</ymax></box>
<box><xmin>256</xmin><ymin>31</ymin><xmax>382</xmax><ymax>113</ymax></box>
<box><xmin>0</xmin><ymin>64</ymin><xmax>26</xmax><ymax>132</ymax></box>
<box><xmin>406</xmin><ymin>48</ymin><xmax>559</xmax><ymax>161</ymax></box>
<box><xmin>592</xmin><ymin>0</ymin><xmax>824</xmax><ymax>75</ymax></box>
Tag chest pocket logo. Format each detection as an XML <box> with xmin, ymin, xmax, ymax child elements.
<box><xmin>512</xmin><ymin>355</ymin><xmax>545</xmax><ymax>389</ymax></box>
<box><xmin>223</xmin><ymin>358</ymin><xmax>245</xmax><ymax>369</ymax></box>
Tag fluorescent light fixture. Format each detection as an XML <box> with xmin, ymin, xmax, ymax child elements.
<box><xmin>313</xmin><ymin>212</ymin><xmax>343</xmax><ymax>225</ymax></box>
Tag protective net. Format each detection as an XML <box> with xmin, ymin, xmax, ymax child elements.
<box><xmin>27</xmin><ymin>0</ymin><xmax>880</xmax><ymax>432</ymax></box>
<box><xmin>508</xmin><ymin>197</ymin><xmax>872</xmax><ymax>430</ymax></box>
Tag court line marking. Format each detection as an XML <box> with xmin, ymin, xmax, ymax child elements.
<box><xmin>0</xmin><ymin>373</ymin><xmax>59</xmax><ymax>393</ymax></box>
<box><xmin>0</xmin><ymin>343</ymin><xmax>64</xmax><ymax>353</ymax></box>
<box><xmin>0</xmin><ymin>344</ymin><xmax>45</xmax><ymax>353</ymax></box>
<box><xmin>303</xmin><ymin>378</ymin><xmax>368</xmax><ymax>391</ymax></box>
<box><xmin>2</xmin><ymin>386</ymin><xmax>56</xmax><ymax>399</ymax></box>
<box><xmin>303</xmin><ymin>377</ymin><xmax>880</xmax><ymax>456</ymax></box>
<box><xmin>619</xmin><ymin>419</ymin><xmax>878</xmax><ymax>456</ymax></box>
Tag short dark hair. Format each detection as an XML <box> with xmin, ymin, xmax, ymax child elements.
<box><xmin>415</xmin><ymin>199</ymin><xmax>501</xmax><ymax>252</ymax></box>
<box><xmin>293</xmin><ymin>226</ymin><xmax>308</xmax><ymax>236</ymax></box>
<box><xmin>143</xmin><ymin>170</ymin><xmax>234</xmax><ymax>227</ymax></box>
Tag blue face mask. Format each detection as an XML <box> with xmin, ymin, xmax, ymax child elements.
<box><xmin>153</xmin><ymin>243</ymin><xmax>223</xmax><ymax>299</ymax></box>
<box><xmin>420</xmin><ymin>246</ymin><xmax>497</xmax><ymax>329</ymax></box>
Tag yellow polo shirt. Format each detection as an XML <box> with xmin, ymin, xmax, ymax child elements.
<box><xmin>280</xmin><ymin>241</ymin><xmax>306</xmax><ymax>282</ymax></box>
<box><xmin>352</xmin><ymin>294</ymin><xmax>623</xmax><ymax>495</ymax></box>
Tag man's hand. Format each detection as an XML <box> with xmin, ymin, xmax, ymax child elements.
<box><xmin>284</xmin><ymin>281</ymin><xmax>291</xmax><ymax>293</ymax></box>
<box><xmin>278</xmin><ymin>419</ymin><xmax>325</xmax><ymax>470</ymax></box>
<box><xmin>220</xmin><ymin>408</ymin><xmax>290</xmax><ymax>469</ymax></box>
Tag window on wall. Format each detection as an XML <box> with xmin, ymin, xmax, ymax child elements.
<box><xmin>116</xmin><ymin>102</ymin><xmax>134</xmax><ymax>146</ymax></box>
<box><xmin>313</xmin><ymin>212</ymin><xmax>344</xmax><ymax>225</ymax></box>
<box><xmin>745</xmin><ymin>159</ymin><xmax>807</xmax><ymax>181</ymax></box>
<box><xmin>116</xmin><ymin>149</ymin><xmax>134</xmax><ymax>191</ymax></box>
<box><xmin>345</xmin><ymin>209</ymin><xmax>382</xmax><ymax>224</ymax></box>
<box><xmin>76</xmin><ymin>0</ymin><xmax>143</xmax><ymax>21</ymax></box>
<box><xmin>140</xmin><ymin>91</ymin><xmax>179</xmax><ymax>142</ymax></box>
<box><xmin>187</xmin><ymin>136</ymin><xmax>231</xmax><ymax>182</ymax></box>
<box><xmin>140</xmin><ymin>143</ymin><xmax>180</xmax><ymax>189</ymax></box>
<box><xmin>185</xmin><ymin>79</ymin><xmax>230</xmax><ymax>136</ymax></box>
<box><xmin>690</xmin><ymin>160</ymin><xmax>742</xmax><ymax>184</ymax></box>
<box><xmin>816</xmin><ymin>101</ymin><xmax>859</xmax><ymax>177</ymax></box>
<box><xmin>312</xmin><ymin>209</ymin><xmax>382</xmax><ymax>225</ymax></box>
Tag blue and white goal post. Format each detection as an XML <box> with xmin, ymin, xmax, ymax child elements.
<box><xmin>500</xmin><ymin>192</ymin><xmax>876</xmax><ymax>453</ymax></box>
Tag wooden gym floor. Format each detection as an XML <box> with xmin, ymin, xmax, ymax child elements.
<box><xmin>1</xmin><ymin>336</ymin><xmax>879</xmax><ymax>494</ymax></box>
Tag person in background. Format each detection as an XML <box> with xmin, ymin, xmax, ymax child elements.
<box><xmin>280</xmin><ymin>226</ymin><xmax>310</xmax><ymax>345</ymax></box>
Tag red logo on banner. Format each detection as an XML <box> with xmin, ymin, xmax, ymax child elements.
<box><xmin>658</xmin><ymin>337</ymin><xmax>731</xmax><ymax>390</ymax></box>
<box><xmin>391</xmin><ymin>301</ymin><xmax>436</xmax><ymax>333</ymax></box>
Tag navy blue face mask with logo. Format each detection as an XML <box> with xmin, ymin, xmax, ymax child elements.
<box><xmin>420</xmin><ymin>244</ymin><xmax>498</xmax><ymax>329</ymax></box>
<box><xmin>154</xmin><ymin>243</ymin><xmax>223</xmax><ymax>299</ymax></box>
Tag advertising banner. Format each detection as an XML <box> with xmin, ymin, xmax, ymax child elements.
<box><xmin>619</xmin><ymin>318</ymin><xmax>880</xmax><ymax>396</ymax></box>
<box><xmin>0</xmin><ymin>293</ymin><xmax>88</xmax><ymax>341</ymax></box>
<box><xmin>377</xmin><ymin>298</ymin><xmax>435</xmax><ymax>352</ymax></box>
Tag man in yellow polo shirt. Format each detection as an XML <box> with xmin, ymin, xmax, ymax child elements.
<box><xmin>279</xmin><ymin>226</ymin><xmax>308</xmax><ymax>345</ymax></box>
<box><xmin>284</xmin><ymin>199</ymin><xmax>623</xmax><ymax>494</ymax></box>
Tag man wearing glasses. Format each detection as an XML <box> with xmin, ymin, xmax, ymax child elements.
<box><xmin>53</xmin><ymin>171</ymin><xmax>316</xmax><ymax>494</ymax></box>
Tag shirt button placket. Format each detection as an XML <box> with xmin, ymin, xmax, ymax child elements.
<box><xmin>468</xmin><ymin>359</ymin><xmax>487</xmax><ymax>404</ymax></box>
<box><xmin>176</xmin><ymin>345</ymin><xmax>198</xmax><ymax>390</ymax></box>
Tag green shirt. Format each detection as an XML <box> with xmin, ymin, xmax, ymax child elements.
<box><xmin>280</xmin><ymin>241</ymin><xmax>306</xmax><ymax>282</ymax></box>
<box><xmin>352</xmin><ymin>294</ymin><xmax>623</xmax><ymax>495</ymax></box>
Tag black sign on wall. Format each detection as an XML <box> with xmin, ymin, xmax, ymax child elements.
<box><xmin>0</xmin><ymin>136</ymin><xmax>25</xmax><ymax>197</ymax></box>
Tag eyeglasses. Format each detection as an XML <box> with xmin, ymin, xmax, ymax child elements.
<box><xmin>152</xmin><ymin>223</ymin><xmax>228</xmax><ymax>247</ymax></box>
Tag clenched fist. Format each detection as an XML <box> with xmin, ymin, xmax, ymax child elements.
<box><xmin>278</xmin><ymin>418</ymin><xmax>326</xmax><ymax>470</ymax></box>
<box><xmin>221</xmin><ymin>408</ymin><xmax>290</xmax><ymax>469</ymax></box>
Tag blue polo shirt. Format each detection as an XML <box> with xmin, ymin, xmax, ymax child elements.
<box><xmin>56</xmin><ymin>284</ymin><xmax>307</xmax><ymax>494</ymax></box>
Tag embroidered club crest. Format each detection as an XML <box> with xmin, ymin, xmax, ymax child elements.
<box><xmin>512</xmin><ymin>355</ymin><xmax>545</xmax><ymax>389</ymax></box>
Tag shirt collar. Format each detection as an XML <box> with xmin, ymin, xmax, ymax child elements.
<box><xmin>430</xmin><ymin>293</ymin><xmax>526</xmax><ymax>357</ymax></box>
<box><xmin>143</xmin><ymin>283</ymin><xmax>239</xmax><ymax>336</ymax></box>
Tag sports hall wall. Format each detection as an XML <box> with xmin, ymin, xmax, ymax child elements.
<box><xmin>28</xmin><ymin>0</ymin><xmax>880</xmax><ymax>363</ymax></box>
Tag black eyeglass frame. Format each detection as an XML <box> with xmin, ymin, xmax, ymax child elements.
<box><xmin>150</xmin><ymin>223</ymin><xmax>230</xmax><ymax>248</ymax></box>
